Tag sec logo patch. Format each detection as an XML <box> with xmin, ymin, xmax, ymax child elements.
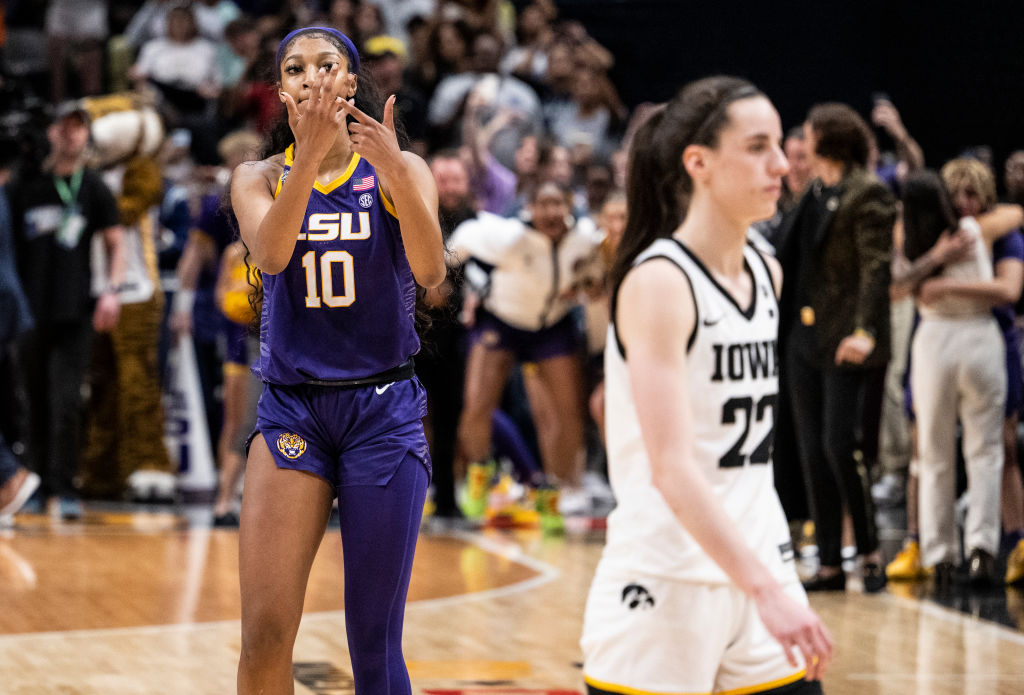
<box><xmin>359</xmin><ymin>193</ymin><xmax>373</xmax><ymax>208</ymax></box>
<box><xmin>277</xmin><ymin>432</ymin><xmax>307</xmax><ymax>459</ymax></box>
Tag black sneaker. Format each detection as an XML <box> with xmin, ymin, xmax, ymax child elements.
<box><xmin>968</xmin><ymin>548</ymin><xmax>995</xmax><ymax>586</ymax></box>
<box><xmin>802</xmin><ymin>571</ymin><xmax>846</xmax><ymax>592</ymax></box>
<box><xmin>932</xmin><ymin>561</ymin><xmax>957</xmax><ymax>587</ymax></box>
<box><xmin>862</xmin><ymin>562</ymin><xmax>887</xmax><ymax>593</ymax></box>
<box><xmin>213</xmin><ymin>511</ymin><xmax>240</xmax><ymax>527</ymax></box>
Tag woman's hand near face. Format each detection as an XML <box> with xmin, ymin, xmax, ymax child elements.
<box><xmin>280</xmin><ymin>64</ymin><xmax>347</xmax><ymax>165</ymax></box>
<box><xmin>339</xmin><ymin>95</ymin><xmax>404</xmax><ymax>178</ymax></box>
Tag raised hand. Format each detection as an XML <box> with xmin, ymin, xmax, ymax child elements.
<box><xmin>338</xmin><ymin>94</ymin><xmax>404</xmax><ymax>177</ymax></box>
<box><xmin>280</xmin><ymin>64</ymin><xmax>348</xmax><ymax>165</ymax></box>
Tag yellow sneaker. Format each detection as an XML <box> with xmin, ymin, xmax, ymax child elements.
<box><xmin>484</xmin><ymin>473</ymin><xmax>539</xmax><ymax>528</ymax></box>
<box><xmin>1005</xmin><ymin>538</ymin><xmax>1024</xmax><ymax>585</ymax></box>
<box><xmin>886</xmin><ymin>540</ymin><xmax>926</xmax><ymax>581</ymax></box>
<box><xmin>534</xmin><ymin>487</ymin><xmax>564</xmax><ymax>535</ymax></box>
<box><xmin>459</xmin><ymin>461</ymin><xmax>495</xmax><ymax>520</ymax></box>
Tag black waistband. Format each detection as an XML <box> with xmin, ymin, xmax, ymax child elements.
<box><xmin>303</xmin><ymin>359</ymin><xmax>415</xmax><ymax>389</ymax></box>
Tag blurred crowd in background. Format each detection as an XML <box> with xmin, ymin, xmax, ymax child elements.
<box><xmin>2</xmin><ymin>0</ymin><xmax>1024</xmax><ymax>592</ymax></box>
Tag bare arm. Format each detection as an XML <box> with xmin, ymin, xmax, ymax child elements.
<box><xmin>215</xmin><ymin>240</ymin><xmax>249</xmax><ymax>311</ymax></box>
<box><xmin>920</xmin><ymin>257</ymin><xmax>1024</xmax><ymax>307</ymax></box>
<box><xmin>617</xmin><ymin>260</ymin><xmax>832</xmax><ymax>680</ymax></box>
<box><xmin>977</xmin><ymin>204</ymin><xmax>1024</xmax><ymax>246</ymax></box>
<box><xmin>93</xmin><ymin>225</ymin><xmax>125</xmax><ymax>332</ymax></box>
<box><xmin>170</xmin><ymin>231</ymin><xmax>217</xmax><ymax>333</ymax></box>
<box><xmin>872</xmin><ymin>101</ymin><xmax>924</xmax><ymax>172</ymax></box>
<box><xmin>890</xmin><ymin>229</ymin><xmax>971</xmax><ymax>295</ymax></box>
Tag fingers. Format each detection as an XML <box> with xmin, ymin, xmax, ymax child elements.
<box><xmin>383</xmin><ymin>94</ymin><xmax>396</xmax><ymax>133</ymax></box>
<box><xmin>337</xmin><ymin>97</ymin><xmax>371</xmax><ymax>125</ymax></box>
<box><xmin>800</xmin><ymin>623</ymin><xmax>833</xmax><ymax>681</ymax></box>
<box><xmin>793</xmin><ymin>636</ymin><xmax>818</xmax><ymax>680</ymax></box>
<box><xmin>280</xmin><ymin>91</ymin><xmax>299</xmax><ymax>128</ymax></box>
<box><xmin>813</xmin><ymin>622</ymin><xmax>834</xmax><ymax>674</ymax></box>
<box><xmin>314</xmin><ymin>65</ymin><xmax>333</xmax><ymax>106</ymax></box>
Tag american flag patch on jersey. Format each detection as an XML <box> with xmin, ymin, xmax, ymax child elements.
<box><xmin>352</xmin><ymin>175</ymin><xmax>375</xmax><ymax>191</ymax></box>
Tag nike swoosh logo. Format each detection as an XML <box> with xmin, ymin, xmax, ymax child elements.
<box><xmin>375</xmin><ymin>382</ymin><xmax>395</xmax><ymax>395</ymax></box>
<box><xmin>702</xmin><ymin>316</ymin><xmax>724</xmax><ymax>327</ymax></box>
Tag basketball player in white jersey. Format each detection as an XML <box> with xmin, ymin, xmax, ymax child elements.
<box><xmin>581</xmin><ymin>76</ymin><xmax>832</xmax><ymax>695</ymax></box>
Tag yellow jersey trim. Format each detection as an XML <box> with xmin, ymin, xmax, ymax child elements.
<box><xmin>276</xmin><ymin>144</ymin><xmax>362</xmax><ymax>196</ymax></box>
<box><xmin>582</xmin><ymin>669</ymin><xmax>806</xmax><ymax>695</ymax></box>
<box><xmin>583</xmin><ymin>674</ymin><xmax>708</xmax><ymax>695</ymax></box>
<box><xmin>379</xmin><ymin>183</ymin><xmax>398</xmax><ymax>218</ymax></box>
<box><xmin>223</xmin><ymin>362</ymin><xmax>251</xmax><ymax>377</ymax></box>
<box><xmin>715</xmin><ymin>670</ymin><xmax>806</xmax><ymax>695</ymax></box>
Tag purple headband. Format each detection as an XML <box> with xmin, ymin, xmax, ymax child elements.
<box><xmin>276</xmin><ymin>27</ymin><xmax>360</xmax><ymax>75</ymax></box>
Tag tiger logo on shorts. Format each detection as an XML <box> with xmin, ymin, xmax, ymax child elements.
<box><xmin>277</xmin><ymin>433</ymin><xmax>307</xmax><ymax>459</ymax></box>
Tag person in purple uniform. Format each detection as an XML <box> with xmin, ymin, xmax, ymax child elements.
<box><xmin>230</xmin><ymin>27</ymin><xmax>445</xmax><ymax>695</ymax></box>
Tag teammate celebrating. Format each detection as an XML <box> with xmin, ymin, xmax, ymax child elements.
<box><xmin>581</xmin><ymin>76</ymin><xmax>832</xmax><ymax>695</ymax></box>
<box><xmin>230</xmin><ymin>27</ymin><xmax>444</xmax><ymax>695</ymax></box>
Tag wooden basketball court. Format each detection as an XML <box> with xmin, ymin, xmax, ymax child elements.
<box><xmin>1</xmin><ymin>509</ymin><xmax>1023</xmax><ymax>694</ymax></box>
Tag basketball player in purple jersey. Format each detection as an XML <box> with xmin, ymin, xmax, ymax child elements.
<box><xmin>230</xmin><ymin>27</ymin><xmax>445</xmax><ymax>695</ymax></box>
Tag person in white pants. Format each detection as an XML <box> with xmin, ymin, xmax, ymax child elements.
<box><xmin>902</xmin><ymin>169</ymin><xmax>1005</xmax><ymax>583</ymax></box>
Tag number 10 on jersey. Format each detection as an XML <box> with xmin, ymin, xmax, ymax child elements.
<box><xmin>302</xmin><ymin>250</ymin><xmax>355</xmax><ymax>308</ymax></box>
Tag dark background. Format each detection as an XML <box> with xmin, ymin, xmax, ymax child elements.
<box><xmin>551</xmin><ymin>0</ymin><xmax>1024</xmax><ymax>176</ymax></box>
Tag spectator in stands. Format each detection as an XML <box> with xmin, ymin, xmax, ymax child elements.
<box><xmin>210</xmin><ymin>239</ymin><xmax>261</xmax><ymax>526</ymax></box>
<box><xmin>938</xmin><ymin>158</ymin><xmax>1024</xmax><ymax>585</ymax></box>
<box><xmin>363</xmin><ymin>34</ymin><xmax>429</xmax><ymax>156</ymax></box>
<box><xmin>448</xmin><ymin>180</ymin><xmax>603</xmax><ymax>531</ymax></box>
<box><xmin>46</xmin><ymin>0</ymin><xmax>108</xmax><ymax>102</ymax></box>
<box><xmin>901</xmin><ymin>168</ymin><xmax>1011</xmax><ymax>586</ymax></box>
<box><xmin>427</xmin><ymin>31</ymin><xmax>541</xmax><ymax>156</ymax></box>
<box><xmin>171</xmin><ymin>130</ymin><xmax>262</xmax><ymax>488</ymax></box>
<box><xmin>460</xmin><ymin>99</ymin><xmax>520</xmax><ymax>215</ymax></box>
<box><xmin>1005</xmin><ymin>150</ymin><xmax>1024</xmax><ymax>207</ymax></box>
<box><xmin>417</xmin><ymin>151</ymin><xmax>477</xmax><ymax>520</ymax></box>
<box><xmin>130</xmin><ymin>5</ymin><xmax>222</xmax><ymax>163</ymax></box>
<box><xmin>218</xmin><ymin>17</ymin><xmax>262</xmax><ymax>92</ymax></box>
<box><xmin>193</xmin><ymin>0</ymin><xmax>243</xmax><ymax>42</ymax></box>
<box><xmin>775</xmin><ymin>102</ymin><xmax>897</xmax><ymax>593</ymax></box>
<box><xmin>319</xmin><ymin>0</ymin><xmax>358</xmax><ymax>38</ymax></box>
<box><xmin>500</xmin><ymin>0</ymin><xmax>556</xmax><ymax>86</ymax></box>
<box><xmin>354</xmin><ymin>2</ymin><xmax>387</xmax><ymax>43</ymax></box>
<box><xmin>124</xmin><ymin>0</ymin><xmax>178</xmax><ymax>49</ymax></box>
<box><xmin>11</xmin><ymin>102</ymin><xmax>125</xmax><ymax>519</ymax></box>
<box><xmin>425</xmin><ymin>17</ymin><xmax>474</xmax><ymax>90</ymax></box>
<box><xmin>871</xmin><ymin>97</ymin><xmax>924</xmax><ymax>191</ymax></box>
<box><xmin>0</xmin><ymin>144</ymin><xmax>39</xmax><ymax>525</ymax></box>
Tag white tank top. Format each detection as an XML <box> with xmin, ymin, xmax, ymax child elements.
<box><xmin>598</xmin><ymin>237</ymin><xmax>796</xmax><ymax>585</ymax></box>
<box><xmin>918</xmin><ymin>216</ymin><xmax>994</xmax><ymax>319</ymax></box>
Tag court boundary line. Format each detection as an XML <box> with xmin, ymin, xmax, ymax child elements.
<box><xmin>0</xmin><ymin>530</ymin><xmax>559</xmax><ymax>644</ymax></box>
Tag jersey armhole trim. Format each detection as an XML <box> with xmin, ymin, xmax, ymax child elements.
<box><xmin>379</xmin><ymin>184</ymin><xmax>398</xmax><ymax>218</ymax></box>
<box><xmin>612</xmin><ymin>254</ymin><xmax>699</xmax><ymax>361</ymax></box>
<box><xmin>748</xmin><ymin>242</ymin><xmax>781</xmax><ymax>310</ymax></box>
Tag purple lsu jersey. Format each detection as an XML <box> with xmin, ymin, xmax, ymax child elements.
<box><xmin>253</xmin><ymin>146</ymin><xmax>420</xmax><ymax>384</ymax></box>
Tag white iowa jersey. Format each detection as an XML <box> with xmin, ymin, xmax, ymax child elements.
<box><xmin>598</xmin><ymin>237</ymin><xmax>796</xmax><ymax>585</ymax></box>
